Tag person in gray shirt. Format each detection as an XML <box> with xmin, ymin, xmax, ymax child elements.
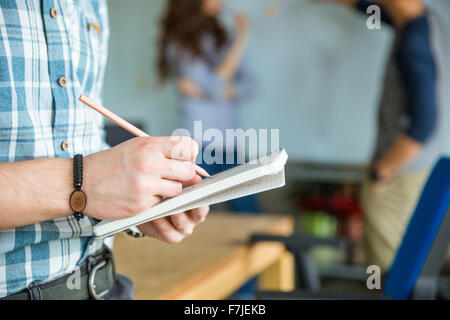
<box><xmin>321</xmin><ymin>0</ymin><xmax>448</xmax><ymax>272</ymax></box>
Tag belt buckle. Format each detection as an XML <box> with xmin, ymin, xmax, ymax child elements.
<box><xmin>88</xmin><ymin>257</ymin><xmax>110</xmax><ymax>300</ymax></box>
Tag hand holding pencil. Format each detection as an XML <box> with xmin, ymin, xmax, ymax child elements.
<box><xmin>79</xmin><ymin>95</ymin><xmax>209</xmax><ymax>177</ymax></box>
<box><xmin>79</xmin><ymin>95</ymin><xmax>210</xmax><ymax>243</ymax></box>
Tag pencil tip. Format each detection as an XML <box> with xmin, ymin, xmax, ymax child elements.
<box><xmin>196</xmin><ymin>165</ymin><xmax>210</xmax><ymax>177</ymax></box>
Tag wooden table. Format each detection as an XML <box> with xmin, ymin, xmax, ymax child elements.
<box><xmin>113</xmin><ymin>212</ymin><xmax>295</xmax><ymax>300</ymax></box>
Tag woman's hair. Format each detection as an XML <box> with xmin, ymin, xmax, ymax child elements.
<box><xmin>156</xmin><ymin>0</ymin><xmax>228</xmax><ymax>83</ymax></box>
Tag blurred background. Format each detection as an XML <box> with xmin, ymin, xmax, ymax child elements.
<box><xmin>105</xmin><ymin>0</ymin><xmax>450</xmax><ymax>299</ymax></box>
<box><xmin>103</xmin><ymin>0</ymin><xmax>450</xmax><ymax>221</ymax></box>
<box><xmin>104</xmin><ymin>0</ymin><xmax>450</xmax><ymax>163</ymax></box>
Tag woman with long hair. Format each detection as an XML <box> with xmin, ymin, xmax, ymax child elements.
<box><xmin>157</xmin><ymin>0</ymin><xmax>260</xmax><ymax>213</ymax></box>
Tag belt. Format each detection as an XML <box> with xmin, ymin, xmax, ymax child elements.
<box><xmin>1</xmin><ymin>246</ymin><xmax>116</xmax><ymax>300</ymax></box>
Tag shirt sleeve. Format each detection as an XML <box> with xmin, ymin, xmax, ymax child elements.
<box><xmin>396</xmin><ymin>14</ymin><xmax>438</xmax><ymax>144</ymax></box>
<box><xmin>355</xmin><ymin>0</ymin><xmax>393</xmax><ymax>26</ymax></box>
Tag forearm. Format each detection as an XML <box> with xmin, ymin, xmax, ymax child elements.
<box><xmin>216</xmin><ymin>34</ymin><xmax>248</xmax><ymax>81</ymax></box>
<box><xmin>381</xmin><ymin>0</ymin><xmax>425</xmax><ymax>29</ymax></box>
<box><xmin>375</xmin><ymin>134</ymin><xmax>423</xmax><ymax>178</ymax></box>
<box><xmin>0</xmin><ymin>158</ymin><xmax>73</xmax><ymax>230</ymax></box>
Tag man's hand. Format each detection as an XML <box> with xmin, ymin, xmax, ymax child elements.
<box><xmin>138</xmin><ymin>206</ymin><xmax>210</xmax><ymax>244</ymax></box>
<box><xmin>136</xmin><ymin>169</ymin><xmax>210</xmax><ymax>243</ymax></box>
<box><xmin>84</xmin><ymin>136</ymin><xmax>200</xmax><ymax>221</ymax></box>
<box><xmin>0</xmin><ymin>134</ymin><xmax>211</xmax><ymax>239</ymax></box>
<box><xmin>371</xmin><ymin>134</ymin><xmax>423</xmax><ymax>190</ymax></box>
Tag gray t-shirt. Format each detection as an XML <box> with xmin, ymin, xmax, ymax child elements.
<box><xmin>372</xmin><ymin>11</ymin><xmax>448</xmax><ymax>174</ymax></box>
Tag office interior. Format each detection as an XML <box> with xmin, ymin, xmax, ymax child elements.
<box><xmin>102</xmin><ymin>0</ymin><xmax>450</xmax><ymax>300</ymax></box>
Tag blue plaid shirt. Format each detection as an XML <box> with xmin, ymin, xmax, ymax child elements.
<box><xmin>0</xmin><ymin>0</ymin><xmax>110</xmax><ymax>297</ymax></box>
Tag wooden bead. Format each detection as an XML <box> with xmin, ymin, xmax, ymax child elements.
<box><xmin>70</xmin><ymin>190</ymin><xmax>86</xmax><ymax>213</ymax></box>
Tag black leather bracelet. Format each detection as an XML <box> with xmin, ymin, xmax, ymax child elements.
<box><xmin>70</xmin><ymin>154</ymin><xmax>87</xmax><ymax>221</ymax></box>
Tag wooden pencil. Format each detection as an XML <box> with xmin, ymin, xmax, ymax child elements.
<box><xmin>79</xmin><ymin>95</ymin><xmax>209</xmax><ymax>177</ymax></box>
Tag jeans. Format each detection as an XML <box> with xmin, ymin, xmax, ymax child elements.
<box><xmin>103</xmin><ymin>274</ymin><xmax>135</xmax><ymax>300</ymax></box>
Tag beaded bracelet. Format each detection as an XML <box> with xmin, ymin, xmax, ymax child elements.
<box><xmin>70</xmin><ymin>154</ymin><xmax>87</xmax><ymax>221</ymax></box>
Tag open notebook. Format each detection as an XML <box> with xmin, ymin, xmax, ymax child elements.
<box><xmin>93</xmin><ymin>149</ymin><xmax>288</xmax><ymax>238</ymax></box>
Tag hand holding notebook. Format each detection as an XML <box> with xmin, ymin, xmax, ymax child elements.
<box><xmin>93</xmin><ymin>149</ymin><xmax>288</xmax><ymax>238</ymax></box>
<box><xmin>79</xmin><ymin>95</ymin><xmax>288</xmax><ymax>238</ymax></box>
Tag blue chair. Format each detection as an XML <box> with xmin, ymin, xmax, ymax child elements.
<box><xmin>384</xmin><ymin>157</ymin><xmax>450</xmax><ymax>299</ymax></box>
<box><xmin>252</xmin><ymin>157</ymin><xmax>450</xmax><ymax>300</ymax></box>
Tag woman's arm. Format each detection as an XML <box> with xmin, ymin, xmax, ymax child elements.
<box><xmin>216</xmin><ymin>13</ymin><xmax>250</xmax><ymax>81</ymax></box>
<box><xmin>176</xmin><ymin>57</ymin><xmax>228</xmax><ymax>101</ymax></box>
<box><xmin>175</xmin><ymin>13</ymin><xmax>251</xmax><ymax>101</ymax></box>
<box><xmin>178</xmin><ymin>58</ymin><xmax>256</xmax><ymax>102</ymax></box>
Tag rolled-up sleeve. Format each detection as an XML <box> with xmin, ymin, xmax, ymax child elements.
<box><xmin>396</xmin><ymin>15</ymin><xmax>438</xmax><ymax>144</ymax></box>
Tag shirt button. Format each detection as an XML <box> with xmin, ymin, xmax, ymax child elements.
<box><xmin>61</xmin><ymin>141</ymin><xmax>69</xmax><ymax>151</ymax></box>
<box><xmin>50</xmin><ymin>8</ymin><xmax>58</xmax><ymax>18</ymax></box>
<box><xmin>58</xmin><ymin>77</ymin><xmax>67</xmax><ymax>87</ymax></box>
